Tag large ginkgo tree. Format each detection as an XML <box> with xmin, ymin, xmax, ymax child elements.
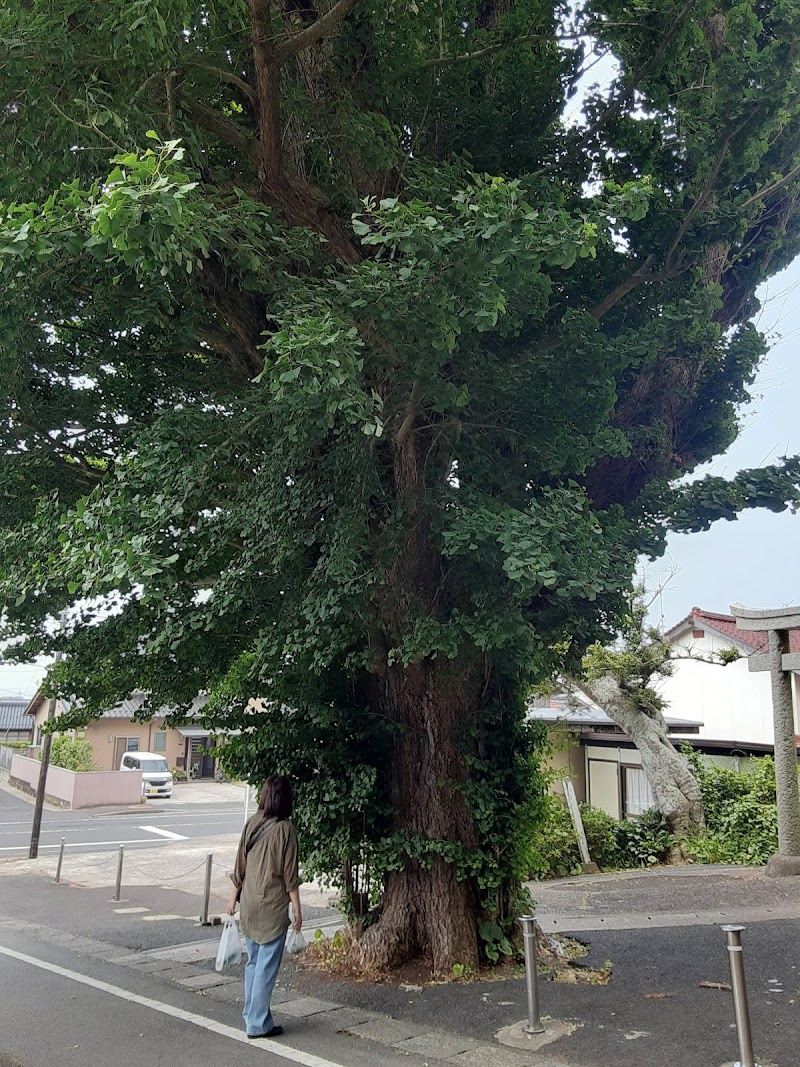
<box><xmin>2</xmin><ymin>0</ymin><xmax>800</xmax><ymax>973</ymax></box>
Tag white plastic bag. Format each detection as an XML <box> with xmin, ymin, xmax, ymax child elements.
<box><xmin>285</xmin><ymin>903</ymin><xmax>306</xmax><ymax>955</ymax></box>
<box><xmin>215</xmin><ymin>916</ymin><xmax>242</xmax><ymax>972</ymax></box>
<box><xmin>285</xmin><ymin>928</ymin><xmax>306</xmax><ymax>956</ymax></box>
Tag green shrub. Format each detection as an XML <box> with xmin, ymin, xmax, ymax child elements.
<box><xmin>526</xmin><ymin>797</ymin><xmax>579</xmax><ymax>879</ymax></box>
<box><xmin>580</xmin><ymin>804</ymin><xmax>619</xmax><ymax>868</ymax></box>
<box><xmin>46</xmin><ymin>736</ymin><xmax>95</xmax><ymax>772</ymax></box>
<box><xmin>528</xmin><ymin>795</ymin><xmax>675</xmax><ymax>879</ymax></box>
<box><xmin>527</xmin><ymin>795</ymin><xmax>618</xmax><ymax>879</ymax></box>
<box><xmin>0</xmin><ymin>740</ymin><xmax>30</xmax><ymax>750</ymax></box>
<box><xmin>613</xmin><ymin>808</ymin><xmax>672</xmax><ymax>867</ymax></box>
<box><xmin>528</xmin><ymin>752</ymin><xmax>784</xmax><ymax>878</ymax></box>
<box><xmin>680</xmin><ymin>749</ymin><xmax>779</xmax><ymax>866</ymax></box>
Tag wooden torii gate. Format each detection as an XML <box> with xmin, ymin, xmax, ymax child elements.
<box><xmin>731</xmin><ymin>603</ymin><xmax>800</xmax><ymax>877</ymax></box>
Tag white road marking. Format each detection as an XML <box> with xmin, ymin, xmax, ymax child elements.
<box><xmin>0</xmin><ymin>838</ymin><xmax>167</xmax><ymax>852</ymax></box>
<box><xmin>139</xmin><ymin>914</ymin><xmax>189</xmax><ymax>922</ymax></box>
<box><xmin>138</xmin><ymin>825</ymin><xmax>188</xmax><ymax>841</ymax></box>
<box><xmin>0</xmin><ymin>944</ymin><xmax>347</xmax><ymax>1067</ymax></box>
<box><xmin>113</xmin><ymin>907</ymin><xmax>150</xmax><ymax>914</ymax></box>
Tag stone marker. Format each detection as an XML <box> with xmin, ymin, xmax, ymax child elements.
<box><xmin>731</xmin><ymin>603</ymin><xmax>800</xmax><ymax>876</ymax></box>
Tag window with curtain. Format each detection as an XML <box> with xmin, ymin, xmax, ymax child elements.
<box><xmin>622</xmin><ymin>765</ymin><xmax>655</xmax><ymax>817</ymax></box>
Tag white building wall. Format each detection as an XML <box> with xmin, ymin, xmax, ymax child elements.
<box><xmin>655</xmin><ymin>627</ymin><xmax>799</xmax><ymax>747</ymax></box>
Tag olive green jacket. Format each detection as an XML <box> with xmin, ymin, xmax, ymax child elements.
<box><xmin>231</xmin><ymin>814</ymin><xmax>300</xmax><ymax>944</ymax></box>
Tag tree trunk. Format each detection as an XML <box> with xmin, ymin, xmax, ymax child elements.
<box><xmin>580</xmin><ymin>677</ymin><xmax>705</xmax><ymax>838</ymax></box>
<box><xmin>355</xmin><ymin>660</ymin><xmax>482</xmax><ymax>976</ymax></box>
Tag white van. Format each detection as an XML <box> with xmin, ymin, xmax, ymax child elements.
<box><xmin>119</xmin><ymin>751</ymin><xmax>174</xmax><ymax>799</ymax></box>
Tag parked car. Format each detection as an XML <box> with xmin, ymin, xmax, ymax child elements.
<box><xmin>119</xmin><ymin>751</ymin><xmax>174</xmax><ymax>799</ymax></box>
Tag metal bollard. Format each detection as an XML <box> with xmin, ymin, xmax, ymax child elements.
<box><xmin>200</xmin><ymin>853</ymin><xmax>213</xmax><ymax>925</ymax></box>
<box><xmin>519</xmin><ymin>914</ymin><xmax>546</xmax><ymax>1034</ymax></box>
<box><xmin>113</xmin><ymin>845</ymin><xmax>124</xmax><ymax>902</ymax></box>
<box><xmin>721</xmin><ymin>924</ymin><xmax>755</xmax><ymax>1067</ymax></box>
<box><xmin>55</xmin><ymin>837</ymin><xmax>65</xmax><ymax>884</ymax></box>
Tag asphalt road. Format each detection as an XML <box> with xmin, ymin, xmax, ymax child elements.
<box><xmin>0</xmin><ymin>784</ymin><xmax>244</xmax><ymax>857</ymax></box>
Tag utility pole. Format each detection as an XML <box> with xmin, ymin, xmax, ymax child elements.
<box><xmin>29</xmin><ymin>651</ymin><xmax>62</xmax><ymax>860</ymax></box>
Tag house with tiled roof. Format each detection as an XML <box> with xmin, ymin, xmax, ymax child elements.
<box><xmin>25</xmin><ymin>691</ymin><xmax>216</xmax><ymax>778</ymax></box>
<box><xmin>0</xmin><ymin>698</ymin><xmax>34</xmax><ymax>743</ymax></box>
<box><xmin>526</xmin><ymin>607</ymin><xmax>800</xmax><ymax>823</ymax></box>
<box><xmin>657</xmin><ymin>608</ymin><xmax>800</xmax><ymax>749</ymax></box>
<box><xmin>527</xmin><ymin>691</ymin><xmax>704</xmax><ymax>820</ymax></box>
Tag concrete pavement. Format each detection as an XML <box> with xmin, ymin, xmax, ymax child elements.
<box><xmin>0</xmin><ymin>831</ymin><xmax>337</xmax><ymax>913</ymax></box>
<box><xmin>2</xmin><ymin>839</ymin><xmax>798</xmax><ymax>1066</ymax></box>
<box><xmin>530</xmin><ymin>864</ymin><xmax>800</xmax><ymax>932</ymax></box>
<box><xmin>0</xmin><ymin>904</ymin><xmax>571</xmax><ymax>1067</ymax></box>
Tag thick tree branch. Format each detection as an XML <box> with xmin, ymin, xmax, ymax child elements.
<box><xmin>199</xmin><ymin>258</ymin><xmax>266</xmax><ymax>376</ymax></box>
<box><xmin>274</xmin><ymin>0</ymin><xmax>357</xmax><ymax>62</ymax></box>
<box><xmin>183</xmin><ymin>100</ymin><xmax>260</xmax><ymax>167</ymax></box>
<box><xmin>186</xmin><ymin>63</ymin><xmax>258</xmax><ymax>105</ymax></box>
<box><xmin>413</xmin><ymin>24</ymin><xmax>633</xmax><ymax>71</ymax></box>
<box><xmin>740</xmin><ymin>161</ymin><xmax>800</xmax><ymax>210</ymax></box>
<box><xmin>13</xmin><ymin>416</ymin><xmax>106</xmax><ymax>485</ymax></box>
<box><xmin>248</xmin><ymin>0</ymin><xmax>282</xmax><ymax>184</ymax></box>
<box><xmin>664</xmin><ymin>127</ymin><xmax>741</xmax><ymax>270</ymax></box>
<box><xmin>394</xmin><ymin>381</ymin><xmax>422</xmax><ymax>446</ymax></box>
<box><xmin>416</xmin><ymin>32</ymin><xmax>570</xmax><ymax>70</ymax></box>
<box><xmin>590</xmin><ymin>254</ymin><xmax>656</xmax><ymax>319</ymax></box>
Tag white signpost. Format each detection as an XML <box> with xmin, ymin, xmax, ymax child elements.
<box><xmin>731</xmin><ymin>603</ymin><xmax>800</xmax><ymax>876</ymax></box>
<box><xmin>563</xmin><ymin>777</ymin><xmax>599</xmax><ymax>874</ymax></box>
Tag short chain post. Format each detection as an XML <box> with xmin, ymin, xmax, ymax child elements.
<box><xmin>721</xmin><ymin>924</ymin><xmax>755</xmax><ymax>1067</ymax></box>
<box><xmin>55</xmin><ymin>837</ymin><xmax>65</xmax><ymax>884</ymax></box>
<box><xmin>519</xmin><ymin>914</ymin><xmax>546</xmax><ymax>1035</ymax></box>
<box><xmin>200</xmin><ymin>853</ymin><xmax>213</xmax><ymax>925</ymax></box>
<box><xmin>113</xmin><ymin>845</ymin><xmax>124</xmax><ymax>902</ymax></box>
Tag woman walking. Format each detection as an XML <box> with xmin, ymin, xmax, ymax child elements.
<box><xmin>227</xmin><ymin>775</ymin><xmax>302</xmax><ymax>1039</ymax></box>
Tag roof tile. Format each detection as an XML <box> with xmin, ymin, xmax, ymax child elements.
<box><xmin>678</xmin><ymin>609</ymin><xmax>800</xmax><ymax>654</ymax></box>
<box><xmin>0</xmin><ymin>699</ymin><xmax>33</xmax><ymax>732</ymax></box>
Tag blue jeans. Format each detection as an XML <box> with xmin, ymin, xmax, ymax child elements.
<box><xmin>243</xmin><ymin>933</ymin><xmax>285</xmax><ymax>1036</ymax></box>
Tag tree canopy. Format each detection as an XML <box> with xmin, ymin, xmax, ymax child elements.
<box><xmin>2</xmin><ymin>0</ymin><xmax>800</xmax><ymax>973</ymax></box>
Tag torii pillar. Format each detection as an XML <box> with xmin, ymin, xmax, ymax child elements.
<box><xmin>732</xmin><ymin>604</ymin><xmax>800</xmax><ymax>877</ymax></box>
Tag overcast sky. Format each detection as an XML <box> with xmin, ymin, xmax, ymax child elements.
<box><xmin>648</xmin><ymin>258</ymin><xmax>800</xmax><ymax>629</ymax></box>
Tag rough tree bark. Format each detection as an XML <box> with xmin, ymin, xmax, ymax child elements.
<box><xmin>579</xmin><ymin>676</ymin><xmax>705</xmax><ymax>838</ymax></box>
<box><xmin>355</xmin><ymin>662</ymin><xmax>483</xmax><ymax>975</ymax></box>
<box><xmin>354</xmin><ymin>422</ymin><xmax>484</xmax><ymax>976</ymax></box>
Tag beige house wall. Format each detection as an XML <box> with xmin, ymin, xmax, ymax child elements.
<box><xmin>86</xmin><ymin>720</ymin><xmax>184</xmax><ymax>771</ymax></box>
<box><xmin>546</xmin><ymin>730</ymin><xmax>586</xmax><ymax>803</ymax></box>
<box><xmin>28</xmin><ymin>702</ymin><xmax>185</xmax><ymax>772</ymax></box>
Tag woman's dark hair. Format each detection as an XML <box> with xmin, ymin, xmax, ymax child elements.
<box><xmin>258</xmin><ymin>775</ymin><xmax>293</xmax><ymax>820</ymax></box>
